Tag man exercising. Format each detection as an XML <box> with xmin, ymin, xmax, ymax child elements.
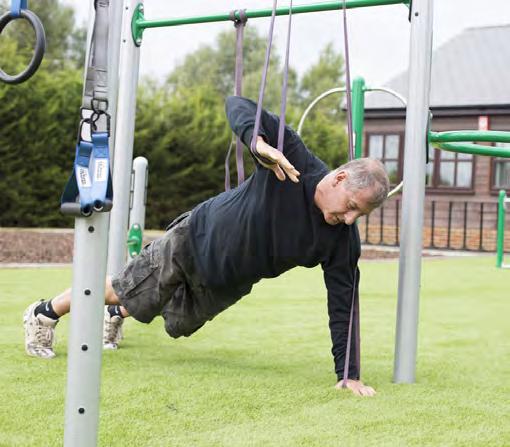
<box><xmin>24</xmin><ymin>96</ymin><xmax>389</xmax><ymax>397</ymax></box>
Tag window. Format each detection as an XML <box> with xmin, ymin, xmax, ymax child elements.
<box><xmin>367</xmin><ymin>134</ymin><xmax>401</xmax><ymax>184</ymax></box>
<box><xmin>492</xmin><ymin>143</ymin><xmax>510</xmax><ymax>190</ymax></box>
<box><xmin>427</xmin><ymin>147</ymin><xmax>474</xmax><ymax>190</ymax></box>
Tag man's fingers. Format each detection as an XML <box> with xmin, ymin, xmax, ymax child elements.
<box><xmin>359</xmin><ymin>386</ymin><xmax>376</xmax><ymax>397</ymax></box>
<box><xmin>352</xmin><ymin>387</ymin><xmax>363</xmax><ymax>396</ymax></box>
<box><xmin>257</xmin><ymin>144</ymin><xmax>301</xmax><ymax>183</ymax></box>
<box><xmin>285</xmin><ymin>169</ymin><xmax>299</xmax><ymax>183</ymax></box>
<box><xmin>272</xmin><ymin>165</ymin><xmax>286</xmax><ymax>181</ymax></box>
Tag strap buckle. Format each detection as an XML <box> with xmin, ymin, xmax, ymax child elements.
<box><xmin>229</xmin><ymin>9</ymin><xmax>248</xmax><ymax>26</ymax></box>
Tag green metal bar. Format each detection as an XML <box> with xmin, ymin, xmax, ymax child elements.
<box><xmin>132</xmin><ymin>0</ymin><xmax>409</xmax><ymax>44</ymax></box>
<box><xmin>496</xmin><ymin>190</ymin><xmax>506</xmax><ymax>268</ymax></box>
<box><xmin>429</xmin><ymin>130</ymin><xmax>510</xmax><ymax>144</ymax></box>
<box><xmin>435</xmin><ymin>142</ymin><xmax>510</xmax><ymax>158</ymax></box>
<box><xmin>352</xmin><ymin>77</ymin><xmax>366</xmax><ymax>159</ymax></box>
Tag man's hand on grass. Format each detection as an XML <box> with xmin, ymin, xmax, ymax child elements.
<box><xmin>255</xmin><ymin>137</ymin><xmax>300</xmax><ymax>183</ymax></box>
<box><xmin>335</xmin><ymin>379</ymin><xmax>377</xmax><ymax>397</ymax></box>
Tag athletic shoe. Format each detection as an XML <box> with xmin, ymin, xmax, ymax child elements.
<box><xmin>23</xmin><ymin>300</ymin><xmax>58</xmax><ymax>359</ymax></box>
<box><xmin>103</xmin><ymin>307</ymin><xmax>124</xmax><ymax>350</ymax></box>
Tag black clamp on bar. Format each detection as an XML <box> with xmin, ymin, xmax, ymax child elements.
<box><xmin>229</xmin><ymin>9</ymin><xmax>248</xmax><ymax>27</ymax></box>
<box><xmin>0</xmin><ymin>1</ymin><xmax>46</xmax><ymax>84</ymax></box>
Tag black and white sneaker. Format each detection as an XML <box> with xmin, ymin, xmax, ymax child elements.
<box><xmin>23</xmin><ymin>300</ymin><xmax>58</xmax><ymax>359</ymax></box>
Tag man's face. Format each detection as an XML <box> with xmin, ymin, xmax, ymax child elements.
<box><xmin>321</xmin><ymin>171</ymin><xmax>376</xmax><ymax>226</ymax></box>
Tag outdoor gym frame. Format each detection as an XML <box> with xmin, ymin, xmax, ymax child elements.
<box><xmin>64</xmin><ymin>1</ymin><xmax>510</xmax><ymax>446</ymax></box>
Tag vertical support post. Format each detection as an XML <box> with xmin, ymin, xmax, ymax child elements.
<box><xmin>393</xmin><ymin>0</ymin><xmax>433</xmax><ymax>384</ymax></box>
<box><xmin>107</xmin><ymin>0</ymin><xmax>143</xmax><ymax>276</ymax></box>
<box><xmin>446</xmin><ymin>201</ymin><xmax>453</xmax><ymax>248</ymax></box>
<box><xmin>63</xmin><ymin>215</ymin><xmax>109</xmax><ymax>447</ymax></box>
<box><xmin>352</xmin><ymin>76</ymin><xmax>366</xmax><ymax>159</ymax></box>
<box><xmin>479</xmin><ymin>202</ymin><xmax>484</xmax><ymax>251</ymax></box>
<box><xmin>63</xmin><ymin>2</ymin><xmax>124</xmax><ymax>445</ymax></box>
<box><xmin>107</xmin><ymin>0</ymin><xmax>124</xmax><ymax>153</ymax></box>
<box><xmin>462</xmin><ymin>202</ymin><xmax>468</xmax><ymax>250</ymax></box>
<box><xmin>430</xmin><ymin>201</ymin><xmax>435</xmax><ymax>248</ymax></box>
<box><xmin>496</xmin><ymin>190</ymin><xmax>506</xmax><ymax>268</ymax></box>
<box><xmin>379</xmin><ymin>206</ymin><xmax>384</xmax><ymax>244</ymax></box>
<box><xmin>395</xmin><ymin>199</ymin><xmax>400</xmax><ymax>245</ymax></box>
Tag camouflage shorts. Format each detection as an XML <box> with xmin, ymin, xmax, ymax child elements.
<box><xmin>112</xmin><ymin>211</ymin><xmax>215</xmax><ymax>338</ymax></box>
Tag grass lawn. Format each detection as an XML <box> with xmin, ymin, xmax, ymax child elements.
<box><xmin>0</xmin><ymin>256</ymin><xmax>509</xmax><ymax>446</ymax></box>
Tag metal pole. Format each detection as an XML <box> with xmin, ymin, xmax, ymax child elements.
<box><xmin>393</xmin><ymin>0</ymin><xmax>433</xmax><ymax>384</ymax></box>
<box><xmin>496</xmin><ymin>190</ymin><xmax>506</xmax><ymax>268</ymax></box>
<box><xmin>107</xmin><ymin>0</ymin><xmax>124</xmax><ymax>155</ymax></box>
<box><xmin>63</xmin><ymin>1</ymin><xmax>124</xmax><ymax>445</ymax></box>
<box><xmin>63</xmin><ymin>215</ymin><xmax>109</xmax><ymax>447</ymax></box>
<box><xmin>429</xmin><ymin>130</ymin><xmax>510</xmax><ymax>144</ymax></box>
<box><xmin>107</xmin><ymin>0</ymin><xmax>143</xmax><ymax>276</ymax></box>
<box><xmin>132</xmin><ymin>0</ymin><xmax>408</xmax><ymax>43</ymax></box>
<box><xmin>127</xmin><ymin>156</ymin><xmax>148</xmax><ymax>260</ymax></box>
<box><xmin>352</xmin><ymin>77</ymin><xmax>366</xmax><ymax>159</ymax></box>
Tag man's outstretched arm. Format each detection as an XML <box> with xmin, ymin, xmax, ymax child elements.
<box><xmin>322</xmin><ymin>229</ymin><xmax>376</xmax><ymax>397</ymax></box>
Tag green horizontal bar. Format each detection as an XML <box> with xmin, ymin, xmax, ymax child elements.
<box><xmin>436</xmin><ymin>142</ymin><xmax>510</xmax><ymax>158</ymax></box>
<box><xmin>135</xmin><ymin>0</ymin><xmax>408</xmax><ymax>33</ymax></box>
<box><xmin>430</xmin><ymin>130</ymin><xmax>510</xmax><ymax>144</ymax></box>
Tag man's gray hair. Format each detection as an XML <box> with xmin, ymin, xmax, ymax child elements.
<box><xmin>336</xmin><ymin>158</ymin><xmax>390</xmax><ymax>208</ymax></box>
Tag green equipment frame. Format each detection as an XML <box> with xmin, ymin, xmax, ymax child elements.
<box><xmin>496</xmin><ymin>190</ymin><xmax>509</xmax><ymax>268</ymax></box>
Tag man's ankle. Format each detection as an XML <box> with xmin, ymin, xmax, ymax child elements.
<box><xmin>34</xmin><ymin>300</ymin><xmax>60</xmax><ymax>320</ymax></box>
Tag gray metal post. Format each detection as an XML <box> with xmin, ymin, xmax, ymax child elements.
<box><xmin>107</xmin><ymin>0</ymin><xmax>123</xmax><ymax>152</ymax></box>
<box><xmin>63</xmin><ymin>215</ymin><xmax>109</xmax><ymax>447</ymax></box>
<box><xmin>128</xmin><ymin>157</ymin><xmax>148</xmax><ymax>247</ymax></box>
<box><xmin>63</xmin><ymin>2</ymin><xmax>123</xmax><ymax>445</ymax></box>
<box><xmin>393</xmin><ymin>0</ymin><xmax>434</xmax><ymax>383</ymax></box>
<box><xmin>107</xmin><ymin>0</ymin><xmax>143</xmax><ymax>276</ymax></box>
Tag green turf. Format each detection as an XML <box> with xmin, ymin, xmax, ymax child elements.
<box><xmin>1</xmin><ymin>257</ymin><xmax>509</xmax><ymax>446</ymax></box>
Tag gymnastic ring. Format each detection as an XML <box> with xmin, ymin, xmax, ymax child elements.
<box><xmin>0</xmin><ymin>9</ymin><xmax>46</xmax><ymax>84</ymax></box>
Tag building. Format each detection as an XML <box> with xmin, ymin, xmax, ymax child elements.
<box><xmin>360</xmin><ymin>25</ymin><xmax>510</xmax><ymax>251</ymax></box>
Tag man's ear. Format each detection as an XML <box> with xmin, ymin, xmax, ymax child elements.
<box><xmin>333</xmin><ymin>170</ymin><xmax>348</xmax><ymax>186</ymax></box>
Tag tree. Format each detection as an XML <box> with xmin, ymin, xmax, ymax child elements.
<box><xmin>0</xmin><ymin>63</ymin><xmax>82</xmax><ymax>227</ymax></box>
<box><xmin>297</xmin><ymin>43</ymin><xmax>348</xmax><ymax>168</ymax></box>
<box><xmin>0</xmin><ymin>0</ymin><xmax>84</xmax><ymax>227</ymax></box>
<box><xmin>166</xmin><ymin>27</ymin><xmax>300</xmax><ymax>115</ymax></box>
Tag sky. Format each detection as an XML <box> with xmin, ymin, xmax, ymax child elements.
<box><xmin>64</xmin><ymin>0</ymin><xmax>509</xmax><ymax>87</ymax></box>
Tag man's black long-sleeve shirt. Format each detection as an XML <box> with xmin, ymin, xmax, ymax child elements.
<box><xmin>189</xmin><ymin>96</ymin><xmax>360</xmax><ymax>380</ymax></box>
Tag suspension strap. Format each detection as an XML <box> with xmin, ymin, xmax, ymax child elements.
<box><xmin>277</xmin><ymin>0</ymin><xmax>293</xmax><ymax>152</ymax></box>
<box><xmin>341</xmin><ymin>266</ymin><xmax>360</xmax><ymax>387</ymax></box>
<box><xmin>61</xmin><ymin>0</ymin><xmax>113</xmax><ymax>217</ymax></box>
<box><xmin>250</xmin><ymin>0</ymin><xmax>277</xmax><ymax>162</ymax></box>
<box><xmin>342</xmin><ymin>0</ymin><xmax>355</xmax><ymax>162</ymax></box>
<box><xmin>250</xmin><ymin>0</ymin><xmax>294</xmax><ymax>162</ymax></box>
<box><xmin>225</xmin><ymin>9</ymin><xmax>248</xmax><ymax>190</ymax></box>
<box><xmin>339</xmin><ymin>0</ymin><xmax>360</xmax><ymax>387</ymax></box>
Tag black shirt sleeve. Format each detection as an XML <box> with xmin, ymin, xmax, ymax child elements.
<box><xmin>225</xmin><ymin>96</ymin><xmax>299</xmax><ymax>165</ymax></box>
<box><xmin>321</xmin><ymin>226</ymin><xmax>361</xmax><ymax>382</ymax></box>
